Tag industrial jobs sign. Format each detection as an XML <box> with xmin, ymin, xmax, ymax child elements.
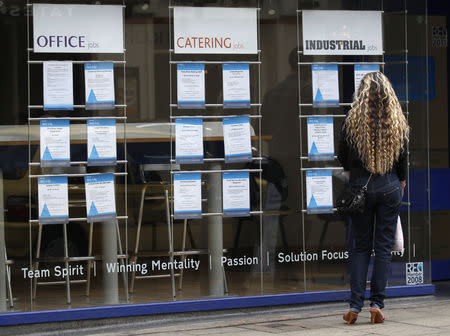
<box><xmin>302</xmin><ymin>10</ymin><xmax>382</xmax><ymax>55</ymax></box>
<box><xmin>173</xmin><ymin>7</ymin><xmax>258</xmax><ymax>54</ymax></box>
<box><xmin>33</xmin><ymin>4</ymin><xmax>123</xmax><ymax>53</ymax></box>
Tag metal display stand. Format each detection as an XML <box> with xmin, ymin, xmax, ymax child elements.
<box><xmin>26</xmin><ymin>1</ymin><xmax>129</xmax><ymax>306</ymax></box>
<box><xmin>296</xmin><ymin>1</ymin><xmax>410</xmax><ymax>289</ymax></box>
<box><xmin>165</xmin><ymin>1</ymin><xmax>264</xmax><ymax>297</ymax></box>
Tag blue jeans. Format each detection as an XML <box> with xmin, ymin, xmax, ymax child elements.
<box><xmin>349</xmin><ymin>173</ymin><xmax>402</xmax><ymax>312</ymax></box>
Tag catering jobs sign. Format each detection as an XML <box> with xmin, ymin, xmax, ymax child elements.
<box><xmin>302</xmin><ymin>10</ymin><xmax>382</xmax><ymax>55</ymax></box>
<box><xmin>33</xmin><ymin>4</ymin><xmax>123</xmax><ymax>53</ymax></box>
<box><xmin>173</xmin><ymin>7</ymin><xmax>258</xmax><ymax>54</ymax></box>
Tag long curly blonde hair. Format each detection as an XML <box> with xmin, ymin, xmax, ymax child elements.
<box><xmin>344</xmin><ymin>71</ymin><xmax>409</xmax><ymax>175</ymax></box>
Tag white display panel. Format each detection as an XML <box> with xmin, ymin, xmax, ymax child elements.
<box><xmin>173</xmin><ymin>7</ymin><xmax>258</xmax><ymax>54</ymax></box>
<box><xmin>175</xmin><ymin>118</ymin><xmax>204</xmax><ymax>164</ymax></box>
<box><xmin>302</xmin><ymin>10</ymin><xmax>383</xmax><ymax>55</ymax></box>
<box><xmin>33</xmin><ymin>4</ymin><xmax>124</xmax><ymax>53</ymax></box>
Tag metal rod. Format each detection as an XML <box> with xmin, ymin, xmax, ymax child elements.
<box><xmin>29</xmin><ymin>160</ymin><xmax>128</xmax><ymax>166</ymax></box>
<box><xmin>170</xmin><ymin>61</ymin><xmax>261</xmax><ymax>65</ymax></box>
<box><xmin>299</xmin><ymin>103</ymin><xmax>352</xmax><ymax>107</ymax></box>
<box><xmin>301</xmin><ymin>156</ymin><xmax>338</xmax><ymax>160</ymax></box>
<box><xmin>301</xmin><ymin>167</ymin><xmax>343</xmax><ymax>171</ymax></box>
<box><xmin>298</xmin><ymin>62</ymin><xmax>385</xmax><ymax>65</ymax></box>
<box><xmin>170</xmin><ymin>157</ymin><xmax>263</xmax><ymax>163</ymax></box>
<box><xmin>29</xmin><ymin>104</ymin><xmax>127</xmax><ymax>109</ymax></box>
<box><xmin>170</xmin><ymin>103</ymin><xmax>261</xmax><ymax>108</ymax></box>
<box><xmin>29</xmin><ymin>216</ymin><xmax>128</xmax><ymax>223</ymax></box>
<box><xmin>171</xmin><ymin>169</ymin><xmax>262</xmax><ymax>174</ymax></box>
<box><xmin>301</xmin><ymin>209</ymin><xmax>338</xmax><ymax>213</ymax></box>
<box><xmin>299</xmin><ymin>114</ymin><xmax>347</xmax><ymax>118</ymax></box>
<box><xmin>28</xmin><ymin>60</ymin><xmax>126</xmax><ymax>64</ymax></box>
<box><xmin>29</xmin><ymin>116</ymin><xmax>127</xmax><ymax>121</ymax></box>
<box><xmin>172</xmin><ymin>211</ymin><xmax>263</xmax><ymax>218</ymax></box>
<box><xmin>170</xmin><ymin>115</ymin><xmax>261</xmax><ymax>120</ymax></box>
<box><xmin>29</xmin><ymin>172</ymin><xmax>127</xmax><ymax>178</ymax></box>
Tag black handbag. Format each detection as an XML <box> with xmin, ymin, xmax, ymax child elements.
<box><xmin>337</xmin><ymin>174</ymin><xmax>372</xmax><ymax>215</ymax></box>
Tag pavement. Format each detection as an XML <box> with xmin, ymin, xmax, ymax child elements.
<box><xmin>4</xmin><ymin>281</ymin><xmax>450</xmax><ymax>336</ymax></box>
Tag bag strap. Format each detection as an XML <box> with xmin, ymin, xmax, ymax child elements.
<box><xmin>362</xmin><ymin>173</ymin><xmax>373</xmax><ymax>191</ymax></box>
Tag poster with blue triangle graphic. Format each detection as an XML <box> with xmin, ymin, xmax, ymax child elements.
<box><xmin>40</xmin><ymin>203</ymin><xmax>51</xmax><ymax>217</ymax></box>
<box><xmin>85</xmin><ymin>173</ymin><xmax>116</xmax><ymax>222</ymax></box>
<box><xmin>38</xmin><ymin>176</ymin><xmax>69</xmax><ymax>224</ymax></box>
<box><xmin>88</xmin><ymin>202</ymin><xmax>99</xmax><ymax>216</ymax></box>
<box><xmin>307</xmin><ymin>116</ymin><xmax>335</xmax><ymax>161</ymax></box>
<box><xmin>87</xmin><ymin>119</ymin><xmax>117</xmax><ymax>166</ymax></box>
<box><xmin>40</xmin><ymin>119</ymin><xmax>70</xmax><ymax>167</ymax></box>
<box><xmin>306</xmin><ymin>169</ymin><xmax>333</xmax><ymax>214</ymax></box>
<box><xmin>312</xmin><ymin>64</ymin><xmax>339</xmax><ymax>108</ymax></box>
<box><xmin>85</xmin><ymin>62</ymin><xmax>115</xmax><ymax>110</ymax></box>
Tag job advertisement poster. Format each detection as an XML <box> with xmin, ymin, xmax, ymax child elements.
<box><xmin>223</xmin><ymin>116</ymin><xmax>252</xmax><ymax>163</ymax></box>
<box><xmin>306</xmin><ymin>169</ymin><xmax>333</xmax><ymax>214</ymax></box>
<box><xmin>177</xmin><ymin>63</ymin><xmax>205</xmax><ymax>109</ymax></box>
<box><xmin>354</xmin><ymin>64</ymin><xmax>380</xmax><ymax>94</ymax></box>
<box><xmin>307</xmin><ymin>117</ymin><xmax>334</xmax><ymax>161</ymax></box>
<box><xmin>87</xmin><ymin>119</ymin><xmax>117</xmax><ymax>166</ymax></box>
<box><xmin>85</xmin><ymin>62</ymin><xmax>115</xmax><ymax>110</ymax></box>
<box><xmin>85</xmin><ymin>173</ymin><xmax>116</xmax><ymax>222</ymax></box>
<box><xmin>38</xmin><ymin>176</ymin><xmax>69</xmax><ymax>224</ymax></box>
<box><xmin>223</xmin><ymin>63</ymin><xmax>250</xmax><ymax>108</ymax></box>
<box><xmin>40</xmin><ymin>119</ymin><xmax>70</xmax><ymax>167</ymax></box>
<box><xmin>43</xmin><ymin>61</ymin><xmax>74</xmax><ymax>110</ymax></box>
<box><xmin>312</xmin><ymin>64</ymin><xmax>339</xmax><ymax>108</ymax></box>
<box><xmin>223</xmin><ymin>171</ymin><xmax>250</xmax><ymax>217</ymax></box>
<box><xmin>174</xmin><ymin>173</ymin><xmax>202</xmax><ymax>219</ymax></box>
<box><xmin>175</xmin><ymin>118</ymin><xmax>204</xmax><ymax>164</ymax></box>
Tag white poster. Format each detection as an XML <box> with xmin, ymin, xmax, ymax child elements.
<box><xmin>38</xmin><ymin>176</ymin><xmax>69</xmax><ymax>224</ymax></box>
<box><xmin>174</xmin><ymin>173</ymin><xmax>202</xmax><ymax>219</ymax></box>
<box><xmin>306</xmin><ymin>170</ymin><xmax>333</xmax><ymax>214</ymax></box>
<box><xmin>223</xmin><ymin>116</ymin><xmax>252</xmax><ymax>163</ymax></box>
<box><xmin>302</xmin><ymin>10</ymin><xmax>382</xmax><ymax>55</ymax></box>
<box><xmin>354</xmin><ymin>64</ymin><xmax>380</xmax><ymax>94</ymax></box>
<box><xmin>312</xmin><ymin>64</ymin><xmax>339</xmax><ymax>108</ymax></box>
<box><xmin>223</xmin><ymin>171</ymin><xmax>250</xmax><ymax>217</ymax></box>
<box><xmin>85</xmin><ymin>173</ymin><xmax>116</xmax><ymax>222</ymax></box>
<box><xmin>33</xmin><ymin>4</ymin><xmax>123</xmax><ymax>53</ymax></box>
<box><xmin>223</xmin><ymin>63</ymin><xmax>250</xmax><ymax>108</ymax></box>
<box><xmin>177</xmin><ymin>63</ymin><xmax>205</xmax><ymax>109</ymax></box>
<box><xmin>175</xmin><ymin>118</ymin><xmax>204</xmax><ymax>164</ymax></box>
<box><xmin>43</xmin><ymin>61</ymin><xmax>74</xmax><ymax>110</ymax></box>
<box><xmin>40</xmin><ymin>119</ymin><xmax>70</xmax><ymax>167</ymax></box>
<box><xmin>307</xmin><ymin>117</ymin><xmax>334</xmax><ymax>161</ymax></box>
<box><xmin>85</xmin><ymin>62</ymin><xmax>115</xmax><ymax>110</ymax></box>
<box><xmin>173</xmin><ymin>7</ymin><xmax>258</xmax><ymax>54</ymax></box>
<box><xmin>87</xmin><ymin>119</ymin><xmax>117</xmax><ymax>166</ymax></box>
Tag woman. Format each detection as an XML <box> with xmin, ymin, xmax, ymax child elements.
<box><xmin>338</xmin><ymin>71</ymin><xmax>409</xmax><ymax>325</ymax></box>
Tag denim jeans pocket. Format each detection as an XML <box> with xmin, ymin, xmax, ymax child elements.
<box><xmin>383</xmin><ymin>185</ymin><xmax>402</xmax><ymax>206</ymax></box>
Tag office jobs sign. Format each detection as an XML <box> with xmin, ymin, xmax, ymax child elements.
<box><xmin>173</xmin><ymin>7</ymin><xmax>258</xmax><ymax>54</ymax></box>
<box><xmin>302</xmin><ymin>10</ymin><xmax>383</xmax><ymax>55</ymax></box>
<box><xmin>33</xmin><ymin>4</ymin><xmax>123</xmax><ymax>53</ymax></box>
